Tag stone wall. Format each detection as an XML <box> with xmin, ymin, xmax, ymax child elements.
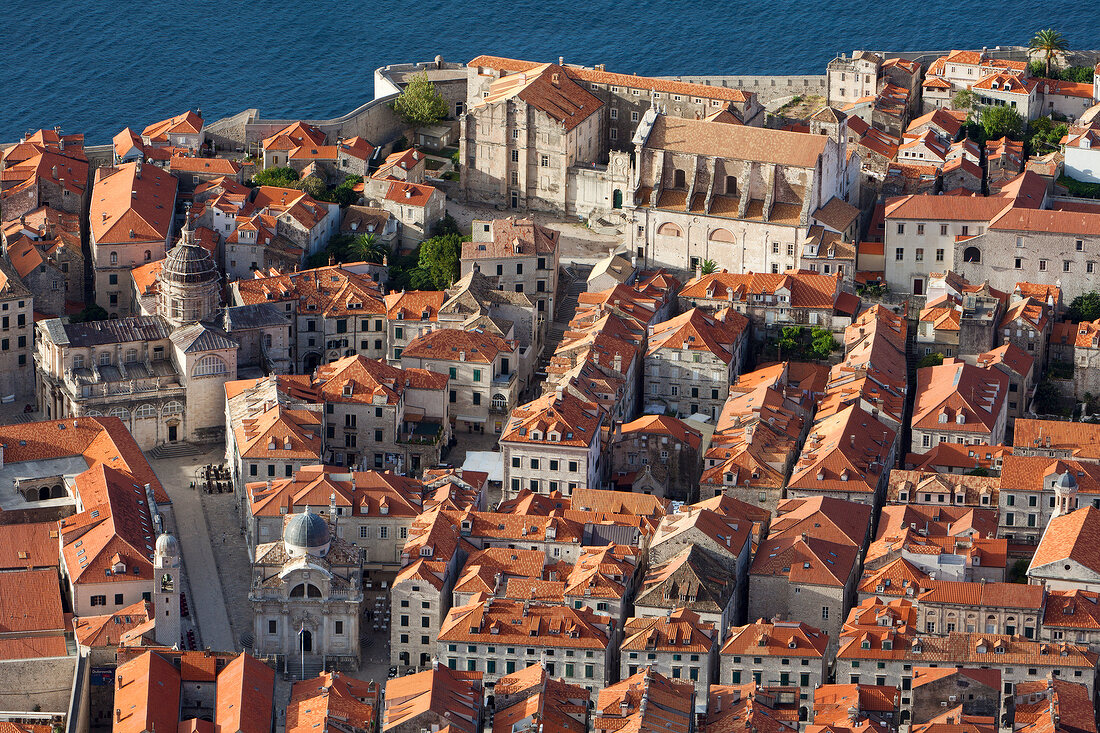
<box><xmin>665</xmin><ymin>75</ymin><xmax>827</xmax><ymax>104</ymax></box>
<box><xmin>0</xmin><ymin>655</ymin><xmax>77</xmax><ymax>714</ymax></box>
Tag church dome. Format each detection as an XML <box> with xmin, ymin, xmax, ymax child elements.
<box><xmin>284</xmin><ymin>510</ymin><xmax>331</xmax><ymax>557</ymax></box>
<box><xmin>1056</xmin><ymin>471</ymin><xmax>1078</xmax><ymax>491</ymax></box>
<box><xmin>161</xmin><ymin>234</ymin><xmax>218</xmax><ymax>286</ymax></box>
<box><xmin>156</xmin><ymin>532</ymin><xmax>180</xmax><ymax>557</ymax></box>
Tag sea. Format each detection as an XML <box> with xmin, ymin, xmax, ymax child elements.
<box><xmin>4</xmin><ymin>0</ymin><xmax>1099</xmax><ymax>145</ymax></box>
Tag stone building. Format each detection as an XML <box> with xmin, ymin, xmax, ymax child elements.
<box><xmin>911</xmin><ymin>359</ymin><xmax>1008</xmax><ymax>454</ymax></box>
<box><xmin>0</xmin><ymin>260</ymin><xmax>35</xmax><ymax>399</ymax></box>
<box><xmin>312</xmin><ymin>354</ymin><xmax>450</xmax><ymax>473</ymax></box>
<box><xmin>972</xmin><ymin>344</ymin><xmax>1035</xmax><ymax>422</ymax></box>
<box><xmin>633</xmin><ymin>545</ymin><xmax>739</xmax><ymax>634</ymax></box>
<box><xmin>608</xmin><ymin>414</ymin><xmax>702</xmax><ymax>500</ymax></box>
<box><xmin>232</xmin><ymin>263</ymin><xmax>387</xmax><ymax>373</ymax></box>
<box><xmin>909</xmin><ymin>668</ymin><xmax>1001</xmax><ymax>724</ymax></box>
<box><xmin>461</xmin><ymin>56</ymin><xmax>763</xmax><ymax>218</ymax></box>
<box><xmin>243</xmin><ymin>466</ymin><xmax>425</xmax><ymax>565</ymax></box>
<box><xmin>461</xmin><ymin>217</ymin><xmax>560</xmax><ymax>323</ymax></box>
<box><xmin>90</xmin><ymin>161</ymin><xmax>179</xmax><ymax>317</ymax></box>
<box><xmin>250</xmin><ymin>511</ymin><xmax>364</xmax><ymax>665</ymax></box>
<box><xmin>644</xmin><ymin>307</ymin><xmax>749</xmax><ymax>419</ymax></box>
<box><xmin>718</xmin><ymin>620</ymin><xmax>829</xmax><ymax>707</ymax></box>
<box><xmin>678</xmin><ymin>270</ymin><xmax>844</xmax><ymax>334</ymax></box>
<box><xmin>37</xmin><ymin>222</ymin><xmax>237</xmax><ymax>448</ymax></box>
<box><xmin>626</xmin><ymin>110</ymin><xmax>856</xmax><ymax>277</ymax></box>
<box><xmin>826</xmin><ymin>51</ymin><xmax>883</xmax><ymax>108</ymax></box>
<box><xmin>500</xmin><ymin>389</ymin><xmax>605</xmax><ymax>498</ymax></box>
<box><xmin>914</xmin><ymin>580</ymin><xmax>1043</xmax><ymax>637</ymax></box>
<box><xmin>439</xmin><ymin>271</ymin><xmax>540</xmax><ymax>362</ymax></box>
<box><xmin>619</xmin><ymin>609</ymin><xmax>717</xmax><ymax>702</ymax></box>
<box><xmin>437</xmin><ymin>597</ymin><xmax>614</xmax><ymax>692</ymax></box>
<box><xmin>400</xmin><ymin>327</ymin><xmax>520</xmax><ymax>435</ymax></box>
<box><xmin>1041</xmin><ymin>589</ymin><xmax>1100</xmax><ymax>650</ymax></box>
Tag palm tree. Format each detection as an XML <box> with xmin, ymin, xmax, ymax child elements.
<box><xmin>351</xmin><ymin>233</ymin><xmax>388</xmax><ymax>264</ymax></box>
<box><xmin>1029</xmin><ymin>28</ymin><xmax>1068</xmax><ymax>77</ymax></box>
<box><xmin>700</xmin><ymin>258</ymin><xmax>718</xmax><ymax>276</ymax></box>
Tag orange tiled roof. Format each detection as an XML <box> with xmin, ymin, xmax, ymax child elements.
<box><xmin>401</xmin><ymin>327</ymin><xmax>515</xmax><ymax>363</ymax></box>
<box><xmin>721</xmin><ymin>619</ymin><xmax>829</xmax><ymax>658</ymax></box>
<box><xmin>0</xmin><ymin>521</ymin><xmax>58</xmax><ymax>570</ymax></box>
<box><xmin>439</xmin><ymin>597</ymin><xmax>610</xmax><ymax>648</ymax></box>
<box><xmin>72</xmin><ymin>600</ymin><xmax>153</xmax><ymax>648</ymax></box>
<box><xmin>912</xmin><ymin>360</ymin><xmax>1007</xmax><ymax>434</ymax></box>
<box><xmin>1031</xmin><ymin>506</ymin><xmax>1100</xmax><ymax>577</ymax></box>
<box><xmin>382</xmin><ymin>665</ymin><xmax>482</xmax><ymax>733</ymax></box>
<box><xmin>462</xmin><ymin>217</ymin><xmax>559</xmax><ymax>260</ymax></box>
<box><xmin>215</xmin><ymin>653</ymin><xmax>276</xmax><ymax>733</ymax></box>
<box><xmin>595</xmin><ymin>667</ymin><xmax>695</xmax><ymax>733</ymax></box>
<box><xmin>91</xmin><ymin>162</ymin><xmax>178</xmax><ymax>244</ymax></box>
<box><xmin>680</xmin><ymin>270</ymin><xmax>840</xmax><ymax>310</ymax></box>
<box><xmin>141</xmin><ymin>111</ymin><xmax>203</xmax><ymax>142</ymax></box>
<box><xmin>502</xmin><ymin>390</ymin><xmax>604</xmax><ymax>448</ymax></box>
<box><xmin>114</xmin><ymin>651</ymin><xmax>182</xmax><ymax>733</ymax></box>
<box><xmin>789</xmin><ymin>405</ymin><xmax>895</xmax><ymax>496</ymax></box>
<box><xmin>647</xmin><ymin>307</ymin><xmax>748</xmax><ymax>364</ymax></box>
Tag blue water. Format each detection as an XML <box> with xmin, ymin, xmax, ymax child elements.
<box><xmin>4</xmin><ymin>0</ymin><xmax>1098</xmax><ymax>144</ymax></box>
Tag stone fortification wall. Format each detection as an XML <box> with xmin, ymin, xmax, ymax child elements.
<box><xmin>666</xmin><ymin>74</ymin><xmax>827</xmax><ymax>104</ymax></box>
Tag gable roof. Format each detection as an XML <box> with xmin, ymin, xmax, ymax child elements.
<box><xmin>91</xmin><ymin>162</ymin><xmax>178</xmax><ymax>244</ymax></box>
<box><xmin>645</xmin><ymin>114</ymin><xmax>827</xmax><ymax>168</ymax></box>
<box><xmin>474</xmin><ymin>63</ymin><xmax>603</xmax><ymax>133</ymax></box>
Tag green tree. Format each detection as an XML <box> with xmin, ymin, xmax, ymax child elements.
<box><xmin>1029</xmin><ymin>28</ymin><xmax>1068</xmax><ymax>77</ymax></box>
<box><xmin>981</xmin><ymin>106</ymin><xmax>1023</xmax><ymax>140</ymax></box>
<box><xmin>416</xmin><ymin>233</ymin><xmax>464</xmax><ymax>289</ymax></box>
<box><xmin>700</xmin><ymin>259</ymin><xmax>718</xmax><ymax>276</ymax></box>
<box><xmin>917</xmin><ymin>352</ymin><xmax>945</xmax><ymax>369</ymax></box>
<box><xmin>392</xmin><ymin>72</ymin><xmax>449</xmax><ymax>132</ymax></box>
<box><xmin>1067</xmin><ymin>292</ymin><xmax>1100</xmax><ymax>322</ymax></box>
<box><xmin>251</xmin><ymin>166</ymin><xmax>299</xmax><ymax>188</ymax></box>
<box><xmin>70</xmin><ymin>304</ymin><xmax>108</xmax><ymax>323</ymax></box>
<box><xmin>809</xmin><ymin>328</ymin><xmax>838</xmax><ymax>359</ymax></box>
<box><xmin>292</xmin><ymin>174</ymin><xmax>327</xmax><ymax>199</ymax></box>
<box><xmin>351</xmin><ymin>233</ymin><xmax>389</xmax><ymax>264</ymax></box>
<box><xmin>321</xmin><ymin>175</ymin><xmax>361</xmax><ymax>207</ymax></box>
<box><xmin>952</xmin><ymin>89</ymin><xmax>975</xmax><ymax>114</ymax></box>
<box><xmin>777</xmin><ymin>326</ymin><xmax>801</xmax><ymax>357</ymax></box>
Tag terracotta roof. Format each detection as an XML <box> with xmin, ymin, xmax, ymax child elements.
<box><xmin>0</xmin><ymin>521</ymin><xmax>58</xmax><ymax>570</ymax></box>
<box><xmin>789</xmin><ymin>405</ymin><xmax>896</xmax><ymax>496</ymax></box>
<box><xmin>751</xmin><ymin>534</ymin><xmax>858</xmax><ymax>588</ymax></box>
<box><xmin>886</xmin><ymin>469</ymin><xmax>999</xmax><ymax>507</ymax></box>
<box><xmin>141</xmin><ymin>111</ymin><xmax>203</xmax><ymax>142</ymax></box>
<box><xmin>975</xmin><ymin>343</ymin><xmax>1034</xmax><ymax>380</ymax></box>
<box><xmin>906</xmin><ymin>109</ymin><xmax>963</xmax><ymax>139</ymax></box>
<box><xmin>620</xmin><ymin>608</ymin><xmax>716</xmax><ymax>653</ymax></box>
<box><xmin>645</xmin><ymin>114</ymin><xmax>826</xmax><ymax>168</ymax></box>
<box><xmin>439</xmin><ymin>597</ymin><xmax>610</xmax><ymax>648</ymax></box>
<box><xmin>813</xmin><ymin>197</ymin><xmax>860</xmax><ymax>233</ymax></box>
<box><xmin>916</xmin><ymin>579</ymin><xmax>1043</xmax><ymax>610</ymax></box>
<box><xmin>91</xmin><ymin>162</ymin><xmax>177</xmax><ymax>244</ymax></box>
<box><xmin>502</xmin><ymin>390</ymin><xmax>604</xmax><ymax>448</ymax></box>
<box><xmin>469</xmin><ymin>55</ymin><xmax>752</xmax><ymax>103</ymax></box>
<box><xmin>1030</xmin><ymin>506</ymin><xmax>1100</xmax><ymax>577</ymax></box>
<box><xmin>463</xmin><ymin>217</ymin><xmax>559</xmax><ymax>260</ymax></box>
<box><xmin>168</xmin><ymin>155</ymin><xmax>240</xmax><ymax>175</ymax></box>
<box><xmin>1014</xmin><ymin>419</ymin><xmax>1100</xmax><ymax>460</ymax></box>
<box><xmin>900</xmin><ymin>632</ymin><xmax>1097</xmax><ymax>669</ymax></box>
<box><xmin>474</xmin><ymin>63</ymin><xmax>603</xmax><ymax>133</ymax></box>
<box><xmin>904</xmin><ymin>443</ymin><xmax>1007</xmax><ymax>472</ymax></box>
<box><xmin>248</xmin><ymin>466</ymin><xmax>424</xmax><ymax>520</ymax></box>
<box><xmin>679</xmin><ymin>271</ymin><xmax>840</xmax><ymax>309</ymax></box>
<box><xmin>313</xmin><ymin>353</ymin><xmax>447</xmax><ymax>405</ymax></box>
<box><xmin>72</xmin><ymin>600</ymin><xmax>153</xmax><ymax>649</ymax></box>
<box><xmin>0</xmin><ymin>569</ymin><xmax>66</xmax><ymax>646</ymax></box>
<box><xmin>571</xmin><ymin>486</ymin><xmax>670</xmax><ymax>516</ymax></box>
<box><xmin>595</xmin><ymin>668</ymin><xmax>695</xmax><ymax>733</ymax></box>
<box><xmin>383</xmin><ymin>664</ymin><xmax>482</xmax><ymax>733</ymax></box>
<box><xmin>1014</xmin><ymin>677</ymin><xmax>1096</xmax><ymax>733</ymax></box>
<box><xmin>491</xmin><ymin>664</ymin><xmax>588</xmax><ymax>733</ymax></box>
<box><xmin>114</xmin><ymin>651</ymin><xmax>182</xmax><ymax>733</ymax></box>
<box><xmin>402</xmin><ymin>327</ymin><xmax>515</xmax><ymax>363</ymax></box>
<box><xmin>262</xmin><ymin>122</ymin><xmax>326</xmax><ymax>151</ymax></box>
<box><xmin>721</xmin><ymin>619</ymin><xmax>829</xmax><ymax>658</ymax></box>
<box><xmin>912</xmin><ymin>360</ymin><xmax>1007</xmax><ymax>434</ymax></box>
<box><xmin>704</xmin><ymin>683</ymin><xmax>801</xmax><ymax>733</ymax></box>
<box><xmin>234</xmin><ymin>263</ymin><xmax>384</xmax><ymax>318</ymax></box>
<box><xmin>770</xmin><ymin>496</ymin><xmax>872</xmax><ymax>548</ymax></box>
<box><xmin>215</xmin><ymin>653</ymin><xmax>276</xmax><ymax>733</ymax></box>
<box><xmin>647</xmin><ymin>307</ymin><xmax>747</xmax><ymax>364</ymax></box>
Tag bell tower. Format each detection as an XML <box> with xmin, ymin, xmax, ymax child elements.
<box><xmin>154</xmin><ymin>532</ymin><xmax>182</xmax><ymax>647</ymax></box>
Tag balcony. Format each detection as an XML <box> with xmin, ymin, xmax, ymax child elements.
<box><xmin>398</xmin><ymin>420</ymin><xmax>443</xmax><ymax>446</ymax></box>
<box><xmin>492</xmin><ymin>371</ymin><xmax>517</xmax><ymax>387</ymax></box>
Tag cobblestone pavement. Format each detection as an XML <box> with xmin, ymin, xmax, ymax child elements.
<box><xmin>147</xmin><ymin>447</ymin><xmax>237</xmax><ymax>652</ymax></box>
<box><xmin>199</xmin><ymin>477</ymin><xmax>255</xmax><ymax>651</ymax></box>
<box><xmin>445</xmin><ymin>199</ymin><xmax>624</xmax><ymax>264</ymax></box>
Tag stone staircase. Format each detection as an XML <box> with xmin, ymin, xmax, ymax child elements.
<box><xmin>147</xmin><ymin>441</ymin><xmax>207</xmax><ymax>459</ymax></box>
<box><xmin>542</xmin><ymin>263</ymin><xmax>593</xmax><ymax>367</ymax></box>
<box><xmin>284</xmin><ymin>657</ymin><xmax>326</xmax><ymax>681</ymax></box>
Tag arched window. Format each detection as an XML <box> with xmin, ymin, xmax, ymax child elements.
<box><xmin>84</xmin><ymin>409</ymin><xmax>103</xmax><ymax>417</ymax></box>
<box><xmin>709</xmin><ymin>228</ymin><xmax>736</xmax><ymax>243</ymax></box>
<box><xmin>289</xmin><ymin>583</ymin><xmax>322</xmax><ymax>598</ymax></box>
<box><xmin>136</xmin><ymin>404</ymin><xmax>157</xmax><ymax>419</ymax></box>
<box><xmin>656</xmin><ymin>222</ymin><xmax>682</xmax><ymax>237</ymax></box>
<box><xmin>110</xmin><ymin>251</ymin><xmax>118</xmax><ymax>266</ymax></box>
<box><xmin>163</xmin><ymin>401</ymin><xmax>184</xmax><ymax>415</ymax></box>
<box><xmin>963</xmin><ymin>246</ymin><xmax>981</xmax><ymax>263</ymax></box>
<box><xmin>125</xmin><ymin>348</ymin><xmax>138</xmax><ymax>363</ymax></box>
<box><xmin>192</xmin><ymin>355</ymin><xmax>228</xmax><ymax>377</ymax></box>
<box><xmin>107</xmin><ymin>407</ymin><xmax>129</xmax><ymax>420</ymax></box>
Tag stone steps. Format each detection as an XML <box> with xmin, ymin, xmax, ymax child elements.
<box><xmin>148</xmin><ymin>442</ymin><xmax>207</xmax><ymax>459</ymax></box>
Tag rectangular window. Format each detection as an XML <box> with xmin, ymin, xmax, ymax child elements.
<box><xmin>897</xmin><ymin>224</ymin><xmax>904</xmax><ymax>235</ymax></box>
<box><xmin>941</xmin><ymin>224</ymin><xmax>948</xmax><ymax>235</ymax></box>
<box><xmin>511</xmin><ymin>150</ymin><xmax>519</xmax><ymax>163</ymax></box>
<box><xmin>1077</xmin><ymin>239</ymin><xmax>1084</xmax><ymax>251</ymax></box>
<box><xmin>1039</xmin><ymin>260</ymin><xmax>1047</xmax><ymax>271</ymax></box>
<box><xmin>936</xmin><ymin>249</ymin><xmax>944</xmax><ymax>262</ymax></box>
<box><xmin>895</xmin><ymin>248</ymin><xmax>904</xmax><ymax>261</ymax></box>
<box><xmin>915</xmin><ymin>248</ymin><xmax>924</xmax><ymax>262</ymax></box>
<box><xmin>917</xmin><ymin>224</ymin><xmax>925</xmax><ymax>235</ymax></box>
<box><xmin>268</xmin><ymin>620</ymin><xmax>277</xmax><ymax>634</ymax></box>
<box><xmin>1015</xmin><ymin>258</ymin><xmax>1023</xmax><ymax>269</ymax></box>
<box><xmin>1064</xmin><ymin>260</ymin><xmax>1072</xmax><ymax>272</ymax></box>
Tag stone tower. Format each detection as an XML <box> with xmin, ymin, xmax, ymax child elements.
<box><xmin>1052</xmin><ymin>470</ymin><xmax>1079</xmax><ymax>519</ymax></box>
<box><xmin>153</xmin><ymin>532</ymin><xmax>181</xmax><ymax>647</ymax></box>
<box><xmin>158</xmin><ymin>216</ymin><xmax>221</xmax><ymax>328</ymax></box>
